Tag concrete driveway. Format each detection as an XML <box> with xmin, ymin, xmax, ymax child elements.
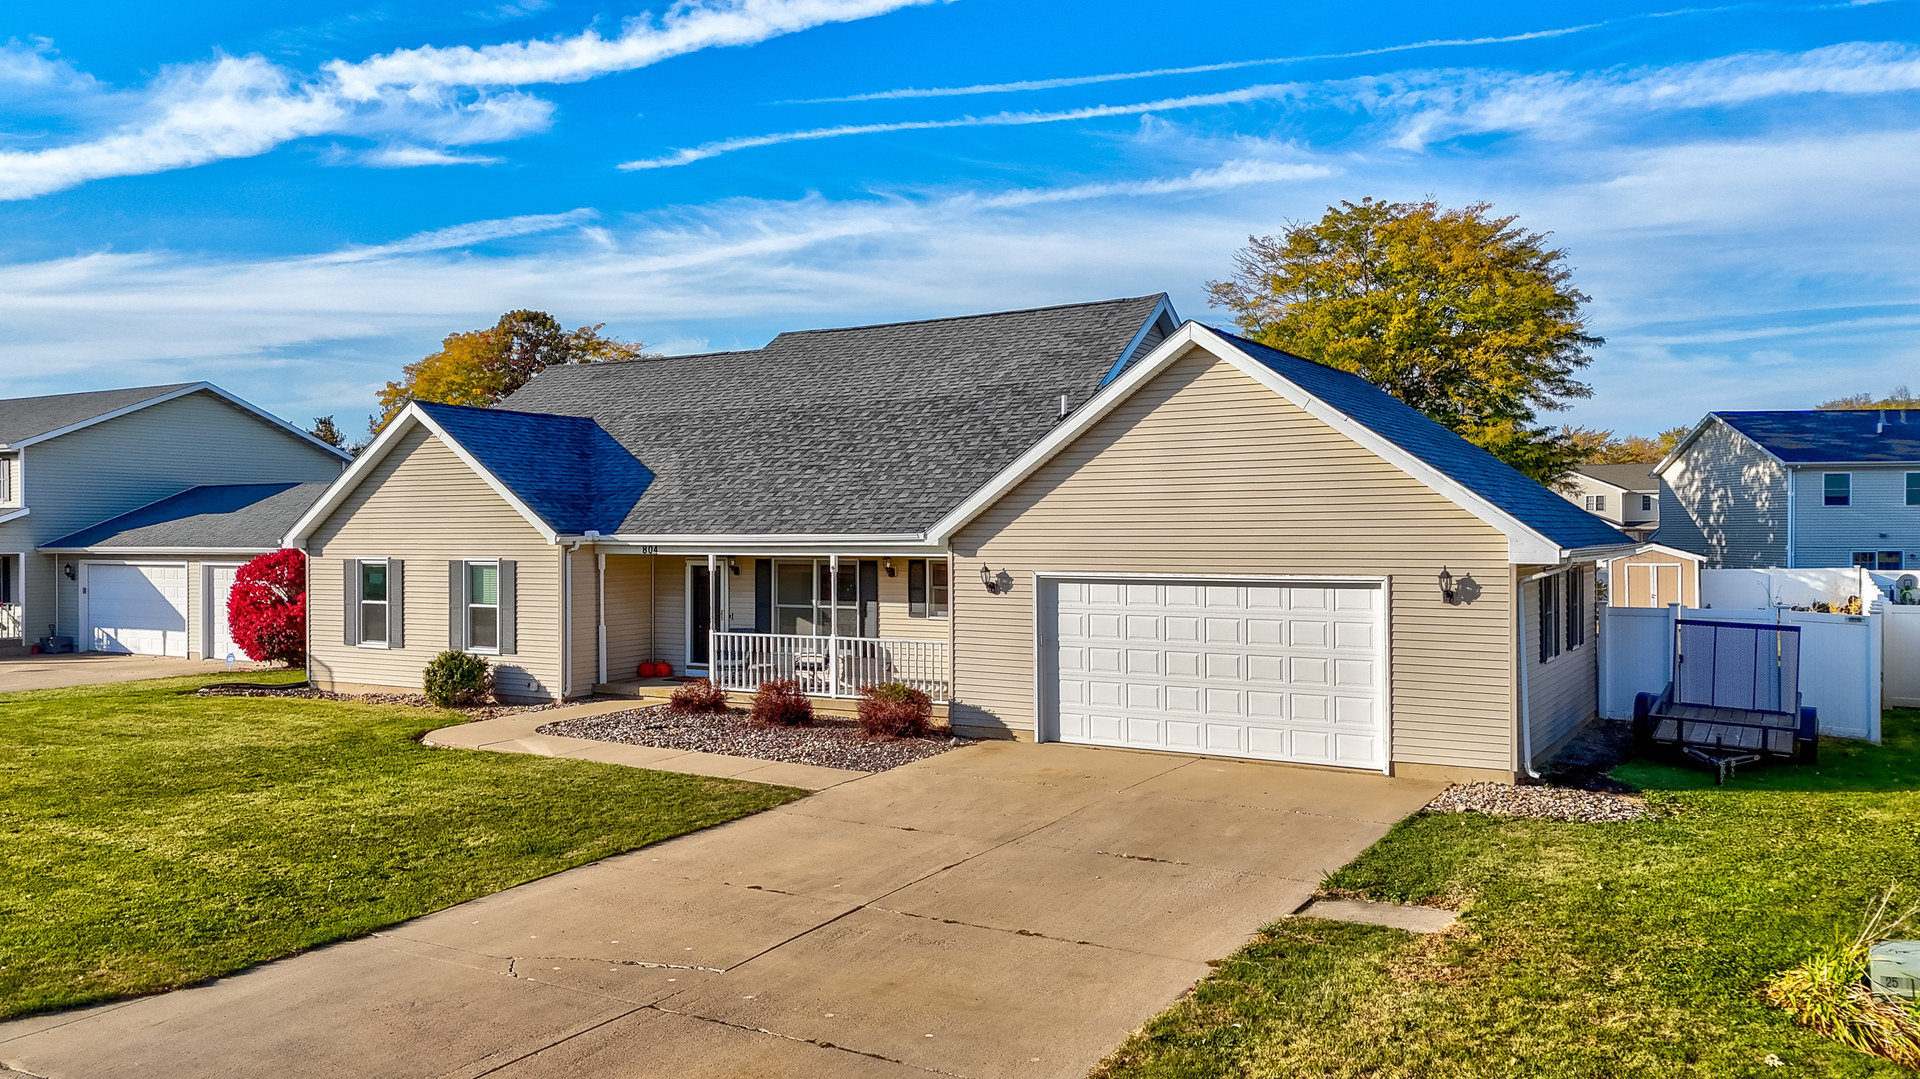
<box><xmin>0</xmin><ymin>741</ymin><xmax>1442</xmax><ymax>1079</ymax></box>
<box><xmin>0</xmin><ymin>654</ymin><xmax>244</xmax><ymax>693</ymax></box>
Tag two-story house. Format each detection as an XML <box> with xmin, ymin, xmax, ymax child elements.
<box><xmin>1653</xmin><ymin>409</ymin><xmax>1920</xmax><ymax>569</ymax></box>
<box><xmin>1560</xmin><ymin>463</ymin><xmax>1659</xmax><ymax>540</ymax></box>
<box><xmin>0</xmin><ymin>383</ymin><xmax>348</xmax><ymax>658</ymax></box>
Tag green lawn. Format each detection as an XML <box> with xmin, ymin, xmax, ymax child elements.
<box><xmin>0</xmin><ymin>672</ymin><xmax>801</xmax><ymax>1020</ymax></box>
<box><xmin>1097</xmin><ymin>709</ymin><xmax>1920</xmax><ymax>1078</ymax></box>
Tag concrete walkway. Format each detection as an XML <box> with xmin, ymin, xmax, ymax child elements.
<box><xmin>0</xmin><ymin>654</ymin><xmax>245</xmax><ymax>694</ymax></box>
<box><xmin>0</xmin><ymin>740</ymin><xmax>1442</xmax><ymax>1079</ymax></box>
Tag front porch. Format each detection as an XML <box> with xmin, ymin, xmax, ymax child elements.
<box><xmin>587</xmin><ymin>552</ymin><xmax>953</xmax><ymax>704</ymax></box>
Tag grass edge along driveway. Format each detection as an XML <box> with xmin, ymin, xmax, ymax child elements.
<box><xmin>0</xmin><ymin>671</ymin><xmax>801</xmax><ymax>1020</ymax></box>
<box><xmin>1095</xmin><ymin>709</ymin><xmax>1920</xmax><ymax>1079</ymax></box>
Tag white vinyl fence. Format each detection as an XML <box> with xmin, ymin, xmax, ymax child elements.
<box><xmin>1888</xmin><ymin>604</ymin><xmax>1920</xmax><ymax>709</ymax></box>
<box><xmin>1600</xmin><ymin>603</ymin><xmax>1882</xmax><ymax>742</ymax></box>
<box><xmin>1700</xmin><ymin>567</ymin><xmax>1899</xmax><ymax>611</ymax></box>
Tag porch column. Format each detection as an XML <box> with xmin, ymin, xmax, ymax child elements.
<box><xmin>828</xmin><ymin>553</ymin><xmax>840</xmax><ymax>698</ymax></box>
<box><xmin>596</xmin><ymin>551</ymin><xmax>607</xmax><ymax>686</ymax></box>
<box><xmin>707</xmin><ymin>552</ymin><xmax>718</xmax><ymax>678</ymax></box>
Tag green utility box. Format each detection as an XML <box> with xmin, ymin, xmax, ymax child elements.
<box><xmin>1869</xmin><ymin>941</ymin><xmax>1920</xmax><ymax>1001</ymax></box>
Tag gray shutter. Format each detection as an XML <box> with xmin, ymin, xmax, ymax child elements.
<box><xmin>448</xmin><ymin>561</ymin><xmax>467</xmax><ymax>651</ymax></box>
<box><xmin>858</xmin><ymin>560</ymin><xmax>880</xmax><ymax>637</ymax></box>
<box><xmin>498</xmin><ymin>559</ymin><xmax>517</xmax><ymax>655</ymax></box>
<box><xmin>389</xmin><ymin>559</ymin><xmax>405</xmax><ymax>649</ymax></box>
<box><xmin>907</xmin><ymin>559</ymin><xmax>927</xmax><ymax>617</ymax></box>
<box><xmin>754</xmin><ymin>558</ymin><xmax>772</xmax><ymax>634</ymax></box>
<box><xmin>344</xmin><ymin>559</ymin><xmax>359</xmax><ymax>646</ymax></box>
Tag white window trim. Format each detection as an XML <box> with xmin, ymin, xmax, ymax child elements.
<box><xmin>1823</xmin><ymin>472</ymin><xmax>1852</xmax><ymax>507</ymax></box>
<box><xmin>465</xmin><ymin>559</ymin><xmax>502</xmax><ymax>656</ymax></box>
<box><xmin>1907</xmin><ymin>472</ymin><xmax>1920</xmax><ymax>508</ymax></box>
<box><xmin>358</xmin><ymin>558</ymin><xmax>392</xmax><ymax>650</ymax></box>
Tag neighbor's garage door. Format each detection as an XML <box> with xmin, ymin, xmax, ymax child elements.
<box><xmin>86</xmin><ymin>563</ymin><xmax>189</xmax><ymax>656</ymax></box>
<box><xmin>1050</xmin><ymin>578</ymin><xmax>1385</xmax><ymax>769</ymax></box>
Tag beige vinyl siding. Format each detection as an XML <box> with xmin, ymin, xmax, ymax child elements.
<box><xmin>602</xmin><ymin>553</ymin><xmax>657</xmax><ymax>681</ymax></box>
<box><xmin>306</xmin><ymin>426</ymin><xmax>563</xmax><ymax>701</ymax></box>
<box><xmin>1521</xmin><ymin>565</ymin><xmax>1598</xmax><ymax>762</ymax></box>
<box><xmin>6</xmin><ymin>390</ymin><xmax>343</xmax><ymax>640</ymax></box>
<box><xmin>1607</xmin><ymin>549</ymin><xmax>1698</xmax><ymax>608</ymax></box>
<box><xmin>1657</xmin><ymin>420</ymin><xmax>1788</xmax><ymax>568</ymax></box>
<box><xmin>951</xmin><ymin>344</ymin><xmax>1516</xmax><ymax>775</ymax></box>
<box><xmin>878</xmin><ymin>559</ymin><xmax>951</xmax><ymax>640</ymax></box>
<box><xmin>1791</xmin><ymin>465</ymin><xmax>1920</xmax><ymax>569</ymax></box>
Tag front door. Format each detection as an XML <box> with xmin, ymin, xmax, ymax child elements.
<box><xmin>689</xmin><ymin>564</ymin><xmax>711</xmax><ymax>665</ymax></box>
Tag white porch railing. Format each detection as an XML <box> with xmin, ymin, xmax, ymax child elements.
<box><xmin>0</xmin><ymin>602</ymin><xmax>20</xmax><ymax>640</ymax></box>
<box><xmin>710</xmin><ymin>632</ymin><xmax>950</xmax><ymax>702</ymax></box>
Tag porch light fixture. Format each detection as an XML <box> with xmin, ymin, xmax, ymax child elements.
<box><xmin>980</xmin><ymin>564</ymin><xmax>1002</xmax><ymax>594</ymax></box>
<box><xmin>62</xmin><ymin>563</ymin><xmax>75</xmax><ymax>581</ymax></box>
<box><xmin>883</xmin><ymin>558</ymin><xmax>895</xmax><ymax>577</ymax></box>
<box><xmin>727</xmin><ymin>557</ymin><xmax>740</xmax><ymax>576</ymax></box>
<box><xmin>1437</xmin><ymin>566</ymin><xmax>1457</xmax><ymax>605</ymax></box>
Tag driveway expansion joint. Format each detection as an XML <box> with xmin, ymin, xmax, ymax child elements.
<box><xmin>646</xmin><ymin>1004</ymin><xmax>969</xmax><ymax>1078</ymax></box>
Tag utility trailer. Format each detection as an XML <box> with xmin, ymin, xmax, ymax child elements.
<box><xmin>1631</xmin><ymin>617</ymin><xmax>1819</xmax><ymax>784</ymax></box>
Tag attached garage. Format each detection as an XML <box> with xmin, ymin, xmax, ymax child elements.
<box><xmin>83</xmin><ymin>562</ymin><xmax>189</xmax><ymax>656</ymax></box>
<box><xmin>1047</xmin><ymin>576</ymin><xmax>1385</xmax><ymax>769</ymax></box>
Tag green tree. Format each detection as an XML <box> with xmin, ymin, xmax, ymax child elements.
<box><xmin>374</xmin><ymin>310</ymin><xmax>648</xmax><ymax>429</ymax></box>
<box><xmin>1562</xmin><ymin>424</ymin><xmax>1691</xmax><ymax>464</ymax></box>
<box><xmin>1208</xmin><ymin>198</ymin><xmax>1602</xmax><ymax>485</ymax></box>
<box><xmin>1817</xmin><ymin>385</ymin><xmax>1918</xmax><ymax>410</ymax></box>
<box><xmin>309</xmin><ymin>416</ymin><xmax>344</xmax><ymax>448</ymax></box>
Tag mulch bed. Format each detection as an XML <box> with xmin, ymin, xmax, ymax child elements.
<box><xmin>539</xmin><ymin>705</ymin><xmax>970</xmax><ymax>773</ymax></box>
<box><xmin>191</xmin><ymin>683</ymin><xmax>574</xmax><ymax>721</ymax></box>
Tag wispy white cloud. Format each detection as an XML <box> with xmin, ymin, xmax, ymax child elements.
<box><xmin>626</xmin><ymin>40</ymin><xmax>1920</xmax><ymax>170</ymax></box>
<box><xmin>316</xmin><ymin>207</ymin><xmax>598</xmax><ymax>261</ymax></box>
<box><xmin>0</xmin><ymin>0</ymin><xmax>931</xmax><ymax>200</ymax></box>
<box><xmin>619</xmin><ymin>83</ymin><xmax>1306</xmax><ymax>169</ymax></box>
<box><xmin>355</xmin><ymin>144</ymin><xmax>508</xmax><ymax>167</ymax></box>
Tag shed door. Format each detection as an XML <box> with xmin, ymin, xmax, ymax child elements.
<box><xmin>1048</xmin><ymin>578</ymin><xmax>1385</xmax><ymax>769</ymax></box>
<box><xmin>206</xmin><ymin>564</ymin><xmax>242</xmax><ymax>661</ymax></box>
<box><xmin>87</xmin><ymin>563</ymin><xmax>189</xmax><ymax>656</ymax></box>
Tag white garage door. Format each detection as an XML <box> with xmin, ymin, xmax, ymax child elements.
<box><xmin>86</xmin><ymin>563</ymin><xmax>189</xmax><ymax>657</ymax></box>
<box><xmin>1050</xmin><ymin>578</ymin><xmax>1385</xmax><ymax>769</ymax></box>
<box><xmin>206</xmin><ymin>564</ymin><xmax>243</xmax><ymax>661</ymax></box>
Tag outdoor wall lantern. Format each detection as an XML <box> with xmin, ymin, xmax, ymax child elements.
<box><xmin>980</xmin><ymin>564</ymin><xmax>1002</xmax><ymax>594</ymax></box>
<box><xmin>1437</xmin><ymin>566</ymin><xmax>1457</xmax><ymax>605</ymax></box>
<box><xmin>883</xmin><ymin>557</ymin><xmax>895</xmax><ymax>577</ymax></box>
<box><xmin>62</xmin><ymin>563</ymin><xmax>75</xmax><ymax>581</ymax></box>
<box><xmin>727</xmin><ymin>556</ymin><xmax>740</xmax><ymax>576</ymax></box>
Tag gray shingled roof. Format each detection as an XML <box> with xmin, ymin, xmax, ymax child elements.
<box><xmin>41</xmin><ymin>483</ymin><xmax>331</xmax><ymax>551</ymax></box>
<box><xmin>0</xmin><ymin>383</ymin><xmax>196</xmax><ymax>447</ymax></box>
<box><xmin>1575</xmin><ymin>463</ymin><xmax>1658</xmax><ymax>490</ymax></box>
<box><xmin>498</xmin><ymin>295</ymin><xmax>1170</xmax><ymax>535</ymax></box>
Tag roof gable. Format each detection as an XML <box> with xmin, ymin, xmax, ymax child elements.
<box><xmin>0</xmin><ymin>381</ymin><xmax>351</xmax><ymax>460</ymax></box>
<box><xmin>931</xmin><ymin>325</ymin><xmax>1634</xmax><ymax>561</ymax></box>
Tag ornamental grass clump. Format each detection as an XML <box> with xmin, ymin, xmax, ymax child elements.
<box><xmin>423</xmin><ymin>650</ymin><xmax>492</xmax><ymax>708</ymax></box>
<box><xmin>750</xmin><ymin>679</ymin><xmax>814</xmax><ymax>727</ymax></box>
<box><xmin>669</xmin><ymin>677</ymin><xmax>730</xmax><ymax>714</ymax></box>
<box><xmin>857</xmin><ymin>682</ymin><xmax>934</xmax><ymax>739</ymax></box>
<box><xmin>1761</xmin><ymin>889</ymin><xmax>1920</xmax><ymax>1068</ymax></box>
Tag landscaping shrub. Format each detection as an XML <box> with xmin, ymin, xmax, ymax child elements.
<box><xmin>857</xmin><ymin>681</ymin><xmax>933</xmax><ymax>738</ymax></box>
<box><xmin>750</xmin><ymin>679</ymin><xmax>814</xmax><ymax>727</ymax></box>
<box><xmin>1762</xmin><ymin>890</ymin><xmax>1920</xmax><ymax>1067</ymax></box>
<box><xmin>423</xmin><ymin>650</ymin><xmax>492</xmax><ymax>708</ymax></box>
<box><xmin>669</xmin><ymin>677</ymin><xmax>730</xmax><ymax>713</ymax></box>
<box><xmin>226</xmin><ymin>548</ymin><xmax>307</xmax><ymax>665</ymax></box>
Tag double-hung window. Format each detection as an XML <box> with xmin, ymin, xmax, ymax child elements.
<box><xmin>1537</xmin><ymin>575</ymin><xmax>1561</xmax><ymax>662</ymax></box>
<box><xmin>1565</xmin><ymin>567</ymin><xmax>1586</xmax><ymax>650</ymax></box>
<box><xmin>1642</xmin><ymin>494</ymin><xmax>1654</xmax><ymax>512</ymax></box>
<box><xmin>449</xmin><ymin>559</ymin><xmax>514</xmax><ymax>653</ymax></box>
<box><xmin>1856</xmin><ymin>551</ymin><xmax>1905</xmax><ymax>570</ymax></box>
<box><xmin>357</xmin><ymin>560</ymin><xmax>392</xmax><ymax>647</ymax></box>
<box><xmin>467</xmin><ymin>561</ymin><xmax>500</xmax><ymax>653</ymax></box>
<box><xmin>1824</xmin><ymin>473</ymin><xmax>1851</xmax><ymax>506</ymax></box>
<box><xmin>1908</xmin><ymin>473</ymin><xmax>1920</xmax><ymax>507</ymax></box>
<box><xmin>907</xmin><ymin>559</ymin><xmax>950</xmax><ymax>619</ymax></box>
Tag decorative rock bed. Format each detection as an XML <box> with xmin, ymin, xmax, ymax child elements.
<box><xmin>540</xmin><ymin>705</ymin><xmax>969</xmax><ymax>773</ymax></box>
<box><xmin>1425</xmin><ymin>781</ymin><xmax>1650</xmax><ymax>823</ymax></box>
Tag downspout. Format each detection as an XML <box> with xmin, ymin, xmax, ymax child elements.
<box><xmin>1785</xmin><ymin>468</ymin><xmax>1797</xmax><ymax>569</ymax></box>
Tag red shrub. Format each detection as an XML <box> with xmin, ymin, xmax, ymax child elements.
<box><xmin>750</xmin><ymin>679</ymin><xmax>814</xmax><ymax>727</ymax></box>
<box><xmin>227</xmin><ymin>548</ymin><xmax>307</xmax><ymax>665</ymax></box>
<box><xmin>669</xmin><ymin>677</ymin><xmax>730</xmax><ymax>713</ymax></box>
<box><xmin>857</xmin><ymin>682</ymin><xmax>933</xmax><ymax>739</ymax></box>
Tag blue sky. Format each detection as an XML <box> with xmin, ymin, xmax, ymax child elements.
<box><xmin>2</xmin><ymin>0</ymin><xmax>1917</xmax><ymax>439</ymax></box>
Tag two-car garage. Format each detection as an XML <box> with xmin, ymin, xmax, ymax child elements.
<box><xmin>1046</xmin><ymin>577</ymin><xmax>1387</xmax><ymax>771</ymax></box>
<box><xmin>79</xmin><ymin>562</ymin><xmax>244</xmax><ymax>659</ymax></box>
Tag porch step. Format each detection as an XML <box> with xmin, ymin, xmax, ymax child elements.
<box><xmin>593</xmin><ymin>680</ymin><xmax>950</xmax><ymax>722</ymax></box>
<box><xmin>0</xmin><ymin>639</ymin><xmax>32</xmax><ymax>659</ymax></box>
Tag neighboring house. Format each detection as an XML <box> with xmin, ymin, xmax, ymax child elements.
<box><xmin>1562</xmin><ymin>463</ymin><xmax>1659</xmax><ymax>539</ymax></box>
<box><xmin>0</xmin><ymin>384</ymin><xmax>348</xmax><ymax>658</ymax></box>
<box><xmin>286</xmin><ymin>296</ymin><xmax>1634</xmax><ymax>782</ymax></box>
<box><xmin>1654</xmin><ymin>409</ymin><xmax>1920</xmax><ymax>569</ymax></box>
